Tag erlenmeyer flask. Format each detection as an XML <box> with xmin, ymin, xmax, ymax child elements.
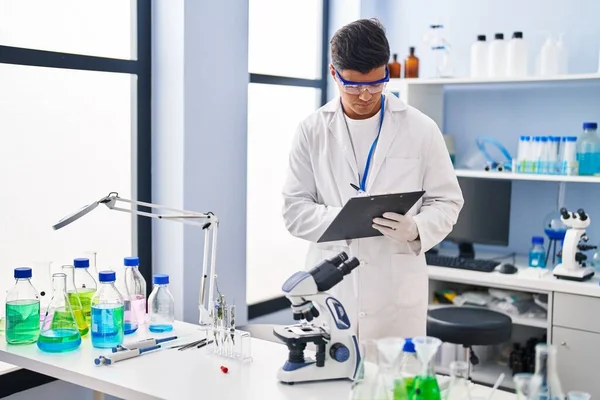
<box><xmin>62</xmin><ymin>265</ymin><xmax>89</xmax><ymax>336</ymax></box>
<box><xmin>446</xmin><ymin>361</ymin><xmax>471</xmax><ymax>400</ymax></box>
<box><xmin>529</xmin><ymin>344</ymin><xmax>564</xmax><ymax>400</ymax></box>
<box><xmin>377</xmin><ymin>337</ymin><xmax>408</xmax><ymax>400</ymax></box>
<box><xmin>513</xmin><ymin>373</ymin><xmax>533</xmax><ymax>400</ymax></box>
<box><xmin>350</xmin><ymin>340</ymin><xmax>390</xmax><ymax>400</ymax></box>
<box><xmin>38</xmin><ymin>273</ymin><xmax>82</xmax><ymax>353</ymax></box>
<box><xmin>411</xmin><ymin>336</ymin><xmax>442</xmax><ymax>400</ymax></box>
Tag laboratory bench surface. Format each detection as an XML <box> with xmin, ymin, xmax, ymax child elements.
<box><xmin>0</xmin><ymin>321</ymin><xmax>515</xmax><ymax>400</ymax></box>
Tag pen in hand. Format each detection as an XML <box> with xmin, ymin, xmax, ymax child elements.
<box><xmin>350</xmin><ymin>183</ymin><xmax>360</xmax><ymax>192</ymax></box>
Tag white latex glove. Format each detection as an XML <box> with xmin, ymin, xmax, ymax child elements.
<box><xmin>372</xmin><ymin>212</ymin><xmax>419</xmax><ymax>242</ymax></box>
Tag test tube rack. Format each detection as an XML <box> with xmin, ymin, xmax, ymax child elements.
<box><xmin>206</xmin><ymin>327</ymin><xmax>252</xmax><ymax>362</ymax></box>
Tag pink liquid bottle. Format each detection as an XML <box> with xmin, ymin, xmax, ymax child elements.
<box><xmin>122</xmin><ymin>257</ymin><xmax>147</xmax><ymax>335</ymax></box>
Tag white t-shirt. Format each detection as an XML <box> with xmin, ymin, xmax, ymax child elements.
<box><xmin>344</xmin><ymin>110</ymin><xmax>382</xmax><ymax>183</ymax></box>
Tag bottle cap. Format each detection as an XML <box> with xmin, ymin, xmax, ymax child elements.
<box><xmin>532</xmin><ymin>236</ymin><xmax>544</xmax><ymax>245</ymax></box>
<box><xmin>552</xmin><ymin>136</ymin><xmax>561</xmax><ymax>141</ymax></box>
<box><xmin>409</xmin><ymin>46</ymin><xmax>415</xmax><ymax>53</ymax></box>
<box><xmin>512</xmin><ymin>31</ymin><xmax>523</xmax><ymax>39</ymax></box>
<box><xmin>403</xmin><ymin>338</ymin><xmax>416</xmax><ymax>353</ymax></box>
<box><xmin>99</xmin><ymin>270</ymin><xmax>116</xmax><ymax>283</ymax></box>
<box><xmin>533</xmin><ymin>136</ymin><xmax>541</xmax><ymax>142</ymax></box>
<box><xmin>494</xmin><ymin>33</ymin><xmax>504</xmax><ymax>40</ymax></box>
<box><xmin>583</xmin><ymin>122</ymin><xmax>598</xmax><ymax>130</ymax></box>
<box><xmin>14</xmin><ymin>267</ymin><xmax>32</xmax><ymax>279</ymax></box>
<box><xmin>74</xmin><ymin>258</ymin><xmax>90</xmax><ymax>268</ymax></box>
<box><xmin>561</xmin><ymin>137</ymin><xmax>568</xmax><ymax>142</ymax></box>
<box><xmin>541</xmin><ymin>137</ymin><xmax>548</xmax><ymax>142</ymax></box>
<box><xmin>477</xmin><ymin>35</ymin><xmax>486</xmax><ymax>41</ymax></box>
<box><xmin>568</xmin><ymin>136</ymin><xmax>578</xmax><ymax>141</ymax></box>
<box><xmin>124</xmin><ymin>256</ymin><xmax>139</xmax><ymax>267</ymax></box>
<box><xmin>154</xmin><ymin>274</ymin><xmax>169</xmax><ymax>285</ymax></box>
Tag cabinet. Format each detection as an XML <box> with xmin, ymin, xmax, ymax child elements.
<box><xmin>552</xmin><ymin>326</ymin><xmax>600</xmax><ymax>398</ymax></box>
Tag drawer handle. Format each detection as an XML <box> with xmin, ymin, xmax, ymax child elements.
<box><xmin>561</xmin><ymin>342</ymin><xmax>567</xmax><ymax>346</ymax></box>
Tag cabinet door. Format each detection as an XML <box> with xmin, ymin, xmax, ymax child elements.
<box><xmin>553</xmin><ymin>326</ymin><xmax>600</xmax><ymax>398</ymax></box>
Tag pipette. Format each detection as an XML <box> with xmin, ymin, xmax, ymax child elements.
<box><xmin>95</xmin><ymin>345</ymin><xmax>162</xmax><ymax>366</ymax></box>
<box><xmin>112</xmin><ymin>336</ymin><xmax>178</xmax><ymax>352</ymax></box>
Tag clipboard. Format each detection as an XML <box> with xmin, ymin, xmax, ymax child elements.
<box><xmin>317</xmin><ymin>190</ymin><xmax>425</xmax><ymax>243</ymax></box>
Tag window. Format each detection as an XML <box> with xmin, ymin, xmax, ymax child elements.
<box><xmin>0</xmin><ymin>0</ymin><xmax>151</xmax><ymax>337</ymax></box>
<box><xmin>246</xmin><ymin>0</ymin><xmax>330</xmax><ymax>311</ymax></box>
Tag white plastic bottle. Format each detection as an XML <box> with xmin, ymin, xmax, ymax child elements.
<box><xmin>506</xmin><ymin>31</ymin><xmax>528</xmax><ymax>77</ymax></box>
<box><xmin>470</xmin><ymin>35</ymin><xmax>488</xmax><ymax>78</ymax></box>
<box><xmin>488</xmin><ymin>33</ymin><xmax>507</xmax><ymax>78</ymax></box>
<box><xmin>556</xmin><ymin>34</ymin><xmax>568</xmax><ymax>75</ymax></box>
<box><xmin>539</xmin><ymin>33</ymin><xmax>559</xmax><ymax>76</ymax></box>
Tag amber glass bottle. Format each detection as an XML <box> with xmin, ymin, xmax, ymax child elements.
<box><xmin>404</xmin><ymin>47</ymin><xmax>419</xmax><ymax>78</ymax></box>
<box><xmin>388</xmin><ymin>54</ymin><xmax>401</xmax><ymax>78</ymax></box>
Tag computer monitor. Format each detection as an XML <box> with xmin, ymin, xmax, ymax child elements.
<box><xmin>447</xmin><ymin>177</ymin><xmax>512</xmax><ymax>259</ymax></box>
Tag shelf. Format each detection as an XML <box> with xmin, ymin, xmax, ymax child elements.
<box><xmin>437</xmin><ymin>362</ymin><xmax>514</xmax><ymax>390</ymax></box>
<box><xmin>455</xmin><ymin>169</ymin><xmax>600</xmax><ymax>183</ymax></box>
<box><xmin>388</xmin><ymin>73</ymin><xmax>600</xmax><ymax>88</ymax></box>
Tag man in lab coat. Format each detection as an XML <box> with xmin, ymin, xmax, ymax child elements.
<box><xmin>282</xmin><ymin>19</ymin><xmax>464</xmax><ymax>340</ymax></box>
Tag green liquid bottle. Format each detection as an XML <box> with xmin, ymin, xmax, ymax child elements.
<box><xmin>71</xmin><ymin>258</ymin><xmax>97</xmax><ymax>325</ymax></box>
<box><xmin>5</xmin><ymin>267</ymin><xmax>41</xmax><ymax>345</ymax></box>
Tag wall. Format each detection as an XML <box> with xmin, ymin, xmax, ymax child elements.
<box><xmin>152</xmin><ymin>0</ymin><xmax>249</xmax><ymax>324</ymax></box>
<box><xmin>368</xmin><ymin>0</ymin><xmax>600</xmax><ymax>256</ymax></box>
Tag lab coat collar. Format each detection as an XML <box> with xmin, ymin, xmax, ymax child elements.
<box><xmin>325</xmin><ymin>91</ymin><xmax>407</xmax><ymax>189</ymax></box>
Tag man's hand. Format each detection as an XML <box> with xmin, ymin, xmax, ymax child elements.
<box><xmin>372</xmin><ymin>212</ymin><xmax>419</xmax><ymax>242</ymax></box>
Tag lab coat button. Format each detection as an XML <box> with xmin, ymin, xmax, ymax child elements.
<box><xmin>359</xmin><ymin>312</ymin><xmax>366</xmax><ymax>318</ymax></box>
<box><xmin>359</xmin><ymin>259</ymin><xmax>368</xmax><ymax>266</ymax></box>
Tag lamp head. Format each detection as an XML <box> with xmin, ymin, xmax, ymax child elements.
<box><xmin>52</xmin><ymin>193</ymin><xmax>117</xmax><ymax>231</ymax></box>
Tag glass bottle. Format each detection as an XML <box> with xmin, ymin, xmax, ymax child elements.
<box><xmin>377</xmin><ymin>337</ymin><xmax>408</xmax><ymax>400</ymax></box>
<box><xmin>38</xmin><ymin>273</ymin><xmax>82</xmax><ymax>353</ymax></box>
<box><xmin>529</xmin><ymin>236</ymin><xmax>547</xmax><ymax>268</ymax></box>
<box><xmin>389</xmin><ymin>54</ymin><xmax>402</xmax><ymax>79</ymax></box>
<box><xmin>70</xmin><ymin>258</ymin><xmax>97</xmax><ymax>326</ymax></box>
<box><xmin>350</xmin><ymin>340</ymin><xmax>389</xmax><ymax>400</ymax></box>
<box><xmin>446</xmin><ymin>361</ymin><xmax>471</xmax><ymax>400</ymax></box>
<box><xmin>404</xmin><ymin>47</ymin><xmax>419</xmax><ymax>78</ymax></box>
<box><xmin>148</xmin><ymin>274</ymin><xmax>175</xmax><ymax>333</ymax></box>
<box><xmin>91</xmin><ymin>271</ymin><xmax>124</xmax><ymax>348</ymax></box>
<box><xmin>5</xmin><ymin>267</ymin><xmax>40</xmax><ymax>345</ymax></box>
<box><xmin>399</xmin><ymin>338</ymin><xmax>421</xmax><ymax>396</ymax></box>
<box><xmin>410</xmin><ymin>336</ymin><xmax>442</xmax><ymax>400</ymax></box>
<box><xmin>529</xmin><ymin>344</ymin><xmax>564</xmax><ymax>400</ymax></box>
<box><xmin>122</xmin><ymin>256</ymin><xmax>147</xmax><ymax>335</ymax></box>
<box><xmin>576</xmin><ymin>122</ymin><xmax>600</xmax><ymax>176</ymax></box>
<box><xmin>62</xmin><ymin>265</ymin><xmax>89</xmax><ymax>336</ymax></box>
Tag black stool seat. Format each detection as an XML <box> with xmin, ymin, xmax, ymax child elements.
<box><xmin>427</xmin><ymin>307</ymin><xmax>512</xmax><ymax>346</ymax></box>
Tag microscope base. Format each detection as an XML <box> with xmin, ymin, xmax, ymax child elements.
<box><xmin>277</xmin><ymin>359</ymin><xmax>354</xmax><ymax>384</ymax></box>
<box><xmin>553</xmin><ymin>264</ymin><xmax>595</xmax><ymax>281</ymax></box>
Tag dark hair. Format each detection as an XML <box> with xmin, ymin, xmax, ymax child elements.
<box><xmin>330</xmin><ymin>18</ymin><xmax>390</xmax><ymax>74</ymax></box>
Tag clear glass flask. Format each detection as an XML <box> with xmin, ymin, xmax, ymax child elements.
<box><xmin>446</xmin><ymin>361</ymin><xmax>471</xmax><ymax>400</ymax></box>
<box><xmin>91</xmin><ymin>271</ymin><xmax>124</xmax><ymax>348</ymax></box>
<box><xmin>377</xmin><ymin>337</ymin><xmax>408</xmax><ymax>400</ymax></box>
<box><xmin>529</xmin><ymin>344</ymin><xmax>564</xmax><ymax>400</ymax></box>
<box><xmin>62</xmin><ymin>265</ymin><xmax>89</xmax><ymax>336</ymax></box>
<box><xmin>148</xmin><ymin>274</ymin><xmax>175</xmax><ymax>333</ymax></box>
<box><xmin>410</xmin><ymin>336</ymin><xmax>442</xmax><ymax>400</ymax></box>
<box><xmin>5</xmin><ymin>267</ymin><xmax>40</xmax><ymax>345</ymax></box>
<box><xmin>122</xmin><ymin>256</ymin><xmax>147</xmax><ymax>335</ymax></box>
<box><xmin>38</xmin><ymin>273</ymin><xmax>82</xmax><ymax>353</ymax></box>
<box><xmin>513</xmin><ymin>373</ymin><xmax>533</xmax><ymax>400</ymax></box>
<box><xmin>70</xmin><ymin>258</ymin><xmax>97</xmax><ymax>326</ymax></box>
<box><xmin>350</xmin><ymin>340</ymin><xmax>390</xmax><ymax>400</ymax></box>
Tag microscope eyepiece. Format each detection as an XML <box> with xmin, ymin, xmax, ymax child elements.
<box><xmin>327</xmin><ymin>252</ymin><xmax>349</xmax><ymax>267</ymax></box>
<box><xmin>338</xmin><ymin>257</ymin><xmax>360</xmax><ymax>276</ymax></box>
<box><xmin>560</xmin><ymin>207</ymin><xmax>570</xmax><ymax>219</ymax></box>
<box><xmin>577</xmin><ymin>209</ymin><xmax>588</xmax><ymax>221</ymax></box>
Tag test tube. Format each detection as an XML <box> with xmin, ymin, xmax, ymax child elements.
<box><xmin>531</xmin><ymin>136</ymin><xmax>540</xmax><ymax>173</ymax></box>
<box><xmin>521</xmin><ymin>136</ymin><xmax>531</xmax><ymax>173</ymax></box>
<box><xmin>552</xmin><ymin>136</ymin><xmax>561</xmax><ymax>174</ymax></box>
<box><xmin>540</xmin><ymin>137</ymin><xmax>549</xmax><ymax>174</ymax></box>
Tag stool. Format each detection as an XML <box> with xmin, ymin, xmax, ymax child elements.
<box><xmin>427</xmin><ymin>306</ymin><xmax>512</xmax><ymax>377</ymax></box>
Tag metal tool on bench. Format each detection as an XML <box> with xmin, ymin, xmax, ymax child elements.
<box><xmin>112</xmin><ymin>336</ymin><xmax>178</xmax><ymax>353</ymax></box>
<box><xmin>273</xmin><ymin>252</ymin><xmax>361</xmax><ymax>384</ymax></box>
<box><xmin>553</xmin><ymin>208</ymin><xmax>597</xmax><ymax>281</ymax></box>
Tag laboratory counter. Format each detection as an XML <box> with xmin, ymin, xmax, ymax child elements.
<box><xmin>0</xmin><ymin>321</ymin><xmax>514</xmax><ymax>400</ymax></box>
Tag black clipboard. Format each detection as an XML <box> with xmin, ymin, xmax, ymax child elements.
<box><xmin>317</xmin><ymin>190</ymin><xmax>425</xmax><ymax>243</ymax></box>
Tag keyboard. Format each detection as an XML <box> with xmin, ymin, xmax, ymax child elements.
<box><xmin>425</xmin><ymin>253</ymin><xmax>501</xmax><ymax>273</ymax></box>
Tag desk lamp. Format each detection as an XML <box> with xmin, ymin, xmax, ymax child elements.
<box><xmin>52</xmin><ymin>192</ymin><xmax>218</xmax><ymax>327</ymax></box>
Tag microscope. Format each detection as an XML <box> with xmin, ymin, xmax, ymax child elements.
<box><xmin>553</xmin><ymin>208</ymin><xmax>597</xmax><ymax>281</ymax></box>
<box><xmin>273</xmin><ymin>252</ymin><xmax>361</xmax><ymax>384</ymax></box>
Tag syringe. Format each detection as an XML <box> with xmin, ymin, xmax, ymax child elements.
<box><xmin>111</xmin><ymin>336</ymin><xmax>178</xmax><ymax>353</ymax></box>
<box><xmin>95</xmin><ymin>345</ymin><xmax>162</xmax><ymax>366</ymax></box>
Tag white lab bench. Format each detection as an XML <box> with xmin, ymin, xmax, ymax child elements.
<box><xmin>0</xmin><ymin>320</ymin><xmax>513</xmax><ymax>400</ymax></box>
<box><xmin>427</xmin><ymin>256</ymin><xmax>600</xmax><ymax>397</ymax></box>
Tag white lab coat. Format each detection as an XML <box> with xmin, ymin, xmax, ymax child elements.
<box><xmin>282</xmin><ymin>92</ymin><xmax>464</xmax><ymax>341</ymax></box>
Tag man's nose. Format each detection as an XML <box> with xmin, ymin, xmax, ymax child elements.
<box><xmin>358</xmin><ymin>88</ymin><xmax>373</xmax><ymax>101</ymax></box>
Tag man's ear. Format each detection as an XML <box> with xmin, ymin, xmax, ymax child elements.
<box><xmin>329</xmin><ymin>64</ymin><xmax>336</xmax><ymax>80</ymax></box>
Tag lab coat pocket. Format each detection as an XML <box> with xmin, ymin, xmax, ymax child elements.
<box><xmin>390</xmin><ymin>253</ymin><xmax>428</xmax><ymax>309</ymax></box>
<box><xmin>383</xmin><ymin>158</ymin><xmax>422</xmax><ymax>193</ymax></box>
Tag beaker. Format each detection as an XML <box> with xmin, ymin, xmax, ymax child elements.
<box><xmin>529</xmin><ymin>344</ymin><xmax>564</xmax><ymax>400</ymax></box>
<box><xmin>410</xmin><ymin>336</ymin><xmax>442</xmax><ymax>400</ymax></box>
<box><xmin>513</xmin><ymin>373</ymin><xmax>533</xmax><ymax>400</ymax></box>
<box><xmin>377</xmin><ymin>337</ymin><xmax>408</xmax><ymax>400</ymax></box>
<box><xmin>350</xmin><ymin>340</ymin><xmax>390</xmax><ymax>400</ymax></box>
<box><xmin>446</xmin><ymin>361</ymin><xmax>471</xmax><ymax>400</ymax></box>
<box><xmin>38</xmin><ymin>273</ymin><xmax>82</xmax><ymax>353</ymax></box>
<box><xmin>62</xmin><ymin>265</ymin><xmax>89</xmax><ymax>336</ymax></box>
<box><xmin>567</xmin><ymin>391</ymin><xmax>591</xmax><ymax>400</ymax></box>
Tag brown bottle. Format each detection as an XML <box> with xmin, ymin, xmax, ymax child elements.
<box><xmin>404</xmin><ymin>47</ymin><xmax>419</xmax><ymax>78</ymax></box>
<box><xmin>388</xmin><ymin>53</ymin><xmax>401</xmax><ymax>78</ymax></box>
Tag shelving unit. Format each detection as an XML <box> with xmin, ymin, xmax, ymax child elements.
<box><xmin>455</xmin><ymin>169</ymin><xmax>600</xmax><ymax>184</ymax></box>
<box><xmin>437</xmin><ymin>362</ymin><xmax>514</xmax><ymax>390</ymax></box>
<box><xmin>388</xmin><ymin>73</ymin><xmax>600</xmax><ymax>87</ymax></box>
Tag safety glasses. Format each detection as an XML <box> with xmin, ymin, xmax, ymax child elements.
<box><xmin>335</xmin><ymin>66</ymin><xmax>390</xmax><ymax>95</ymax></box>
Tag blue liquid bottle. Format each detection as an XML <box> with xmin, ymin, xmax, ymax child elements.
<box><xmin>91</xmin><ymin>271</ymin><xmax>124</xmax><ymax>348</ymax></box>
<box><xmin>577</xmin><ymin>122</ymin><xmax>600</xmax><ymax>176</ymax></box>
<box><xmin>148</xmin><ymin>274</ymin><xmax>175</xmax><ymax>333</ymax></box>
<box><xmin>529</xmin><ymin>236</ymin><xmax>547</xmax><ymax>268</ymax></box>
